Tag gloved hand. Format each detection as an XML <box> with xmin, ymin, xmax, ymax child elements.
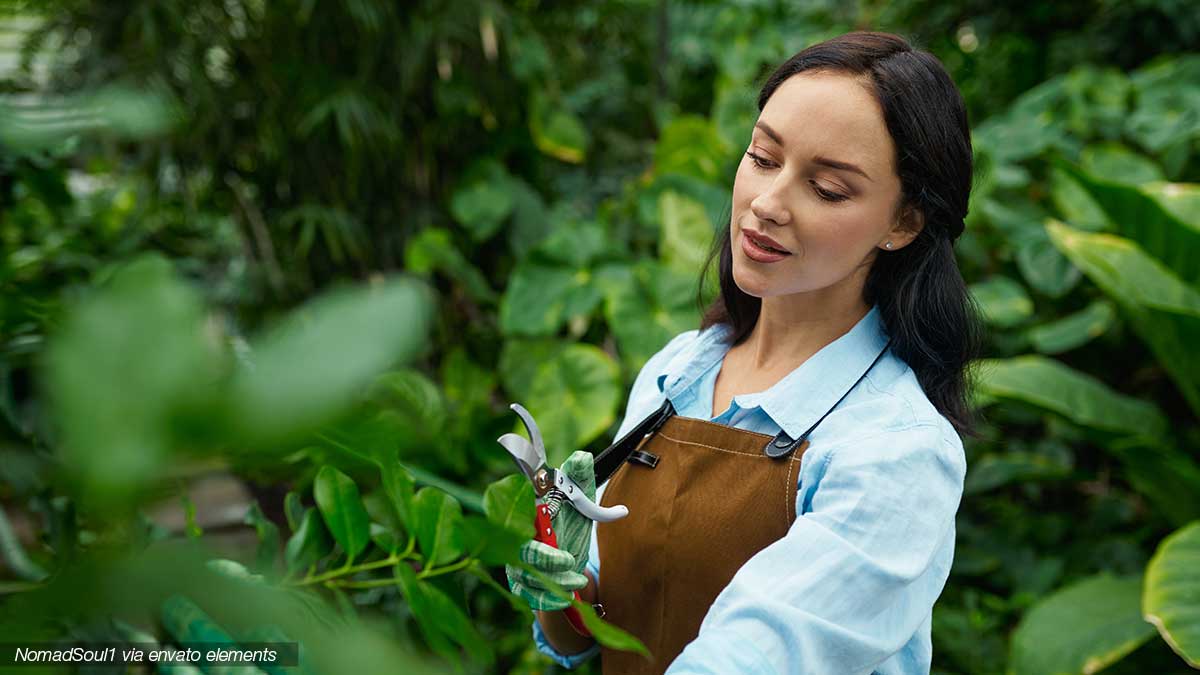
<box><xmin>506</xmin><ymin>450</ymin><xmax>596</xmax><ymax>611</ymax></box>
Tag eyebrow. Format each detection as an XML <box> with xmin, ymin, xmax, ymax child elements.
<box><xmin>754</xmin><ymin>120</ymin><xmax>873</xmax><ymax>182</ymax></box>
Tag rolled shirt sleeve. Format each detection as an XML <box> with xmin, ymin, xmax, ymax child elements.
<box><xmin>666</xmin><ymin>422</ymin><xmax>966</xmax><ymax>674</ymax></box>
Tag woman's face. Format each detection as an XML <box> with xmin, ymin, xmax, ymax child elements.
<box><xmin>730</xmin><ymin>70</ymin><xmax>919</xmax><ymax>300</ymax></box>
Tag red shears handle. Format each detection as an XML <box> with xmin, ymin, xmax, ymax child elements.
<box><xmin>534</xmin><ymin>503</ymin><xmax>592</xmax><ymax>637</ymax></box>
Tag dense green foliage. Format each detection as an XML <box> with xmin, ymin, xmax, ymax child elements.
<box><xmin>2</xmin><ymin>1</ymin><xmax>1199</xmax><ymax>673</ymax></box>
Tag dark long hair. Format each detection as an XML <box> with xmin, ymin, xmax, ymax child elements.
<box><xmin>698</xmin><ymin>31</ymin><xmax>984</xmax><ymax>438</ymax></box>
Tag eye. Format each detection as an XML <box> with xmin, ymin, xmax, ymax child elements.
<box><xmin>745</xmin><ymin>151</ymin><xmax>775</xmax><ymax>170</ymax></box>
<box><xmin>810</xmin><ymin>182</ymin><xmax>849</xmax><ymax>203</ymax></box>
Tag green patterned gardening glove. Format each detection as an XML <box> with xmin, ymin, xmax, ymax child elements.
<box><xmin>506</xmin><ymin>450</ymin><xmax>596</xmax><ymax>612</ymax></box>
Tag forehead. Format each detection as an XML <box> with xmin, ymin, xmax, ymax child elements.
<box><xmin>757</xmin><ymin>71</ymin><xmax>895</xmax><ymax>174</ymax></box>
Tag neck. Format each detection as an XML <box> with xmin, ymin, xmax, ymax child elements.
<box><xmin>740</xmin><ymin>286</ymin><xmax>870</xmax><ymax>372</ymax></box>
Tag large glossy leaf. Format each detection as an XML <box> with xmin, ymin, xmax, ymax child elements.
<box><xmin>659</xmin><ymin>190</ymin><xmax>716</xmax><ymax>275</ymax></box>
<box><xmin>412</xmin><ymin>487</ymin><xmax>463</xmax><ymax>567</ymax></box>
<box><xmin>1009</xmin><ymin>574</ymin><xmax>1155</xmax><ymax>675</ymax></box>
<box><xmin>975</xmin><ymin>355</ymin><xmax>1166</xmax><ymax>438</ymax></box>
<box><xmin>500</xmin><ymin>342</ymin><xmax>622</xmax><ymax>465</ymax></box>
<box><xmin>1080</xmin><ymin>142</ymin><xmax>1164</xmax><ymax>184</ymax></box>
<box><xmin>1143</xmin><ymin>521</ymin><xmax>1200</xmax><ymax>667</ymax></box>
<box><xmin>600</xmin><ymin>260</ymin><xmax>699</xmax><ymax>373</ymax></box>
<box><xmin>313</xmin><ymin>466</ymin><xmax>371</xmax><ymax>564</ymax></box>
<box><xmin>969</xmin><ymin>276</ymin><xmax>1034</xmax><ymax>328</ymax></box>
<box><xmin>499</xmin><ymin>263</ymin><xmax>602</xmax><ymax>337</ymax></box>
<box><xmin>482</xmin><ymin>474</ymin><xmax>536</xmax><ymax>540</ymax></box>
<box><xmin>1026</xmin><ymin>300</ymin><xmax>1116</xmax><ymax>354</ymax></box>
<box><xmin>226</xmin><ymin>277</ymin><xmax>434</xmax><ymax>446</ymax></box>
<box><xmin>1046</xmin><ymin>219</ymin><xmax>1200</xmax><ymax>416</ymax></box>
<box><xmin>1054</xmin><ymin>160</ymin><xmax>1200</xmax><ymax>286</ymax></box>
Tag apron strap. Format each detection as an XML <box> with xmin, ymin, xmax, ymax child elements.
<box><xmin>764</xmin><ymin>337</ymin><xmax>894</xmax><ymax>458</ymax></box>
<box><xmin>594</xmin><ymin>397</ymin><xmax>676</xmax><ymax>486</ymax></box>
<box><xmin>593</xmin><ymin>337</ymin><xmax>895</xmax><ymax>479</ymax></box>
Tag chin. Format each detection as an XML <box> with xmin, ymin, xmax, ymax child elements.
<box><xmin>731</xmin><ymin>264</ymin><xmax>770</xmax><ymax>299</ymax></box>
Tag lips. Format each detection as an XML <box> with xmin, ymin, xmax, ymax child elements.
<box><xmin>743</xmin><ymin>230</ymin><xmax>791</xmax><ymax>255</ymax></box>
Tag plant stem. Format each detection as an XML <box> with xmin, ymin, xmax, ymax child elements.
<box><xmin>418</xmin><ymin>557</ymin><xmax>472</xmax><ymax>580</ymax></box>
<box><xmin>291</xmin><ymin>536</ymin><xmax>416</xmax><ymax>587</ymax></box>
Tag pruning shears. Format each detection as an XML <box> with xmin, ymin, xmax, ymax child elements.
<box><xmin>498</xmin><ymin>403</ymin><xmax>628</xmax><ymax>636</ymax></box>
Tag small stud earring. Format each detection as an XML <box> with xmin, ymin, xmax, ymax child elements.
<box><xmin>885</xmin><ymin>241</ymin><xmax>893</xmax><ymax>249</ymax></box>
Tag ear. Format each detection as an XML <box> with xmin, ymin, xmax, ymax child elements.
<box><xmin>879</xmin><ymin>203</ymin><xmax>925</xmax><ymax>252</ymax></box>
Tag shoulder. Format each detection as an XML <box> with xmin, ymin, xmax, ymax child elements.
<box><xmin>805</xmin><ymin>353</ymin><xmax>965</xmax><ymax>482</ymax></box>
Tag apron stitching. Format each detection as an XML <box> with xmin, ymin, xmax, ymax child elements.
<box><xmin>657</xmin><ymin>431</ymin><xmax>806</xmax><ymax>461</ymax></box>
<box><xmin>785</xmin><ymin>450</ymin><xmax>796</xmax><ymax>530</ymax></box>
<box><xmin>669</xmin><ymin>415</ymin><xmax>776</xmax><ymax>441</ymax></box>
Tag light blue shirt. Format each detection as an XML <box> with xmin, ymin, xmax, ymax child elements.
<box><xmin>532</xmin><ymin>305</ymin><xmax>966</xmax><ymax>674</ymax></box>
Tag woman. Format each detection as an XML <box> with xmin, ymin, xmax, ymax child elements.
<box><xmin>506</xmin><ymin>30</ymin><xmax>983</xmax><ymax>674</ymax></box>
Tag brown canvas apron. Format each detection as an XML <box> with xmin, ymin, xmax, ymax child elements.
<box><xmin>593</xmin><ymin>337</ymin><xmax>893</xmax><ymax>674</ymax></box>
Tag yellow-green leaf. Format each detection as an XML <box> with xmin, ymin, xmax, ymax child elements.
<box><xmin>1144</xmin><ymin>521</ymin><xmax>1200</xmax><ymax>668</ymax></box>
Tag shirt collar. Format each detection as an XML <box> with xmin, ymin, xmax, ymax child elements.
<box><xmin>656</xmin><ymin>305</ymin><xmax>890</xmax><ymax>440</ymax></box>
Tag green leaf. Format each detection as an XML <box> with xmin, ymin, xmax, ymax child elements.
<box><xmin>458</xmin><ymin>515</ymin><xmax>527</xmax><ymax>566</ymax></box>
<box><xmin>1049</xmin><ymin>166</ymin><xmax>1111</xmax><ymax>231</ymax></box>
<box><xmin>975</xmin><ymin>355</ymin><xmax>1167</xmax><ymax>438</ymax></box>
<box><xmin>370</xmin><ymin>369</ymin><xmax>448</xmax><ymax>451</ymax></box>
<box><xmin>449</xmin><ymin>159</ymin><xmax>516</xmax><ymax>241</ymax></box>
<box><xmin>1015</xmin><ymin>231</ymin><xmax>1081</xmax><ymax>298</ymax></box>
<box><xmin>505</xmin><ymin>343</ymin><xmax>622</xmax><ymax>465</ymax></box>
<box><xmin>394</xmin><ymin>562</ymin><xmax>492</xmax><ymax>667</ymax></box>
<box><xmin>1126</xmin><ymin>57</ymin><xmax>1200</xmax><ymax>153</ymax></box>
<box><xmin>402</xmin><ymin>463</ymin><xmax>483</xmax><ymax>515</ymax></box>
<box><xmin>1080</xmin><ymin>142</ymin><xmax>1164</xmax><ymax>184</ymax></box>
<box><xmin>413</xmin><ymin>487</ymin><xmax>464</xmax><ymax>567</ymax></box>
<box><xmin>403</xmin><ymin>227</ymin><xmax>496</xmax><ymax>302</ymax></box>
<box><xmin>968</xmin><ymin>276</ymin><xmax>1034</xmax><ymax>328</ymax></box>
<box><xmin>1026</xmin><ymin>300</ymin><xmax>1117</xmax><ymax>354</ymax></box>
<box><xmin>1046</xmin><ymin>219</ymin><xmax>1200</xmax><ymax>416</ymax></box>
<box><xmin>600</xmin><ymin>260</ymin><xmax>700</xmax><ymax>373</ymax></box>
<box><xmin>227</xmin><ymin>277</ymin><xmax>434</xmax><ymax>446</ymax></box>
<box><xmin>1109</xmin><ymin>439</ymin><xmax>1200</xmax><ymax>527</ymax></box>
<box><xmin>659</xmin><ymin>190</ymin><xmax>715</xmax><ymax>276</ymax></box>
<box><xmin>244</xmin><ymin>502</ymin><xmax>281</xmax><ymax>575</ymax></box>
<box><xmin>43</xmin><ymin>254</ymin><xmax>219</xmax><ymax>509</ymax></box>
<box><xmin>1055</xmin><ymin>160</ymin><xmax>1200</xmax><ymax>286</ymax></box>
<box><xmin>284</xmin><ymin>508</ymin><xmax>333</xmax><ymax>574</ymax></box>
<box><xmin>528</xmin><ymin>90</ymin><xmax>588</xmax><ymax>163</ymax></box>
<box><xmin>520</xmin><ymin>565</ymin><xmax>650</xmax><ymax>656</ymax></box>
<box><xmin>369</xmin><ymin>522</ymin><xmax>400</xmax><ymax>555</ymax></box>
<box><xmin>499</xmin><ymin>263</ymin><xmax>583</xmax><ymax>337</ymax></box>
<box><xmin>573</xmin><ymin>598</ymin><xmax>652</xmax><ymax>658</ymax></box>
<box><xmin>284</xmin><ymin>492</ymin><xmax>305</xmax><ymax>532</ymax></box>
<box><xmin>483</xmin><ymin>474</ymin><xmax>536</xmax><ymax>540</ymax></box>
<box><xmin>1143</xmin><ymin>521</ymin><xmax>1200</xmax><ymax>667</ymax></box>
<box><xmin>654</xmin><ymin>115</ymin><xmax>732</xmax><ymax>184</ymax></box>
<box><xmin>313</xmin><ymin>466</ymin><xmax>371</xmax><ymax>564</ymax></box>
<box><xmin>1009</xmin><ymin>573</ymin><xmax>1155</xmax><ymax>675</ymax></box>
<box><xmin>379</xmin><ymin>463</ymin><xmax>416</xmax><ymax>533</ymax></box>
<box><xmin>964</xmin><ymin>443</ymin><xmax>1073</xmax><ymax>495</ymax></box>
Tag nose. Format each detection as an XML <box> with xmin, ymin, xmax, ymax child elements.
<box><xmin>749</xmin><ymin>179</ymin><xmax>791</xmax><ymax>227</ymax></box>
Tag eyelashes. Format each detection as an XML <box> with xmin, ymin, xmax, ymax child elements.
<box><xmin>744</xmin><ymin>151</ymin><xmax>849</xmax><ymax>203</ymax></box>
